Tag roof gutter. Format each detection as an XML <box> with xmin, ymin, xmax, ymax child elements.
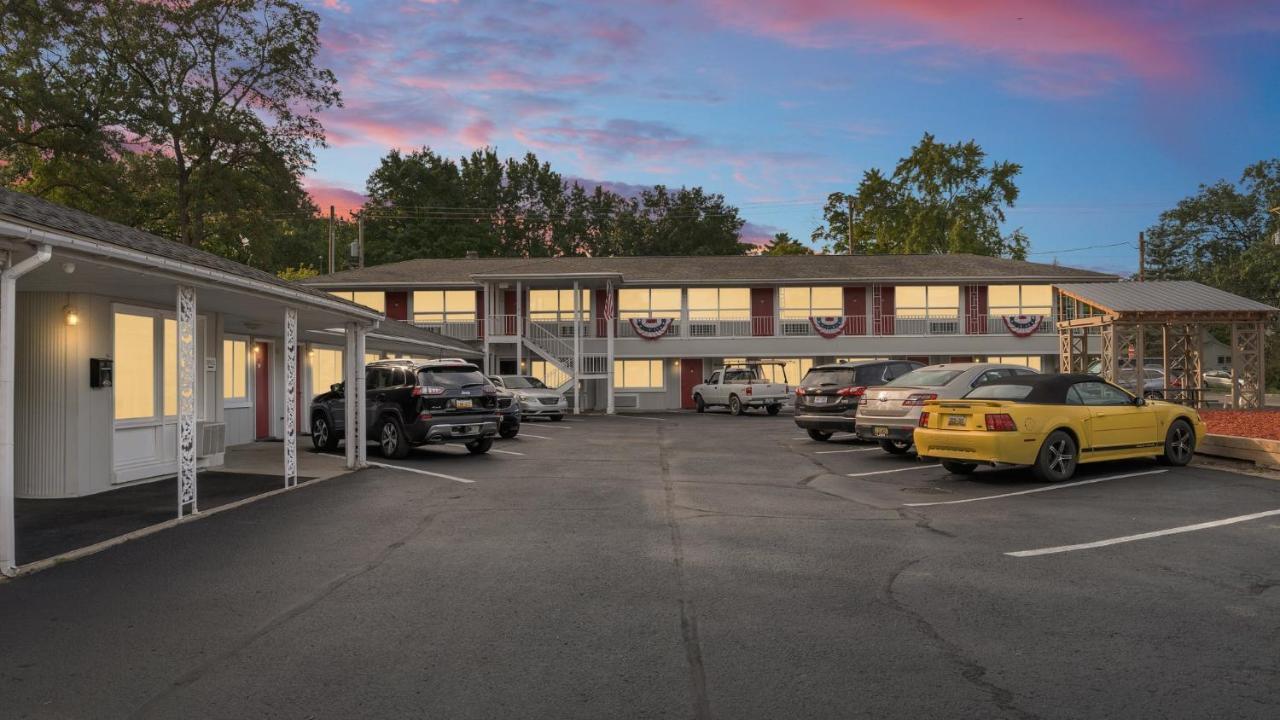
<box><xmin>0</xmin><ymin>217</ymin><xmax>384</xmax><ymax>322</ymax></box>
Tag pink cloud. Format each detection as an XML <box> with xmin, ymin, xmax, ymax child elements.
<box><xmin>303</xmin><ymin>180</ymin><xmax>368</xmax><ymax>217</ymax></box>
<box><xmin>460</xmin><ymin>118</ymin><xmax>496</xmax><ymax>147</ymax></box>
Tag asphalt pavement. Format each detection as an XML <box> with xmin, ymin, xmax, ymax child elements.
<box><xmin>0</xmin><ymin>411</ymin><xmax>1277</xmax><ymax>719</ymax></box>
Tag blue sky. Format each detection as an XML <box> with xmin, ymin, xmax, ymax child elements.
<box><xmin>304</xmin><ymin>0</ymin><xmax>1280</xmax><ymax>273</ymax></box>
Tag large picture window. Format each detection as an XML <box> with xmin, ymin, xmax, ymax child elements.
<box><xmin>618</xmin><ymin>288</ymin><xmax>681</xmax><ymax>319</ymax></box>
<box><xmin>984</xmin><ymin>355</ymin><xmax>1045</xmax><ymax>371</ymax></box>
<box><xmin>779</xmin><ymin>287</ymin><xmax>841</xmax><ymax>319</ymax></box>
<box><xmin>114</xmin><ymin>312</ymin><xmax>157</xmax><ymax>421</ymax></box>
<box><xmin>310</xmin><ymin>347</ymin><xmax>344</xmax><ymax>399</ymax></box>
<box><xmin>527</xmin><ymin>360</ymin><xmax>569</xmax><ymax>389</ymax></box>
<box><xmin>687</xmin><ymin>288</ymin><xmax>750</xmax><ymax>320</ymax></box>
<box><xmin>412</xmin><ymin>290</ymin><xmax>476</xmax><ymax>323</ymax></box>
<box><xmin>614</xmin><ymin>359</ymin><xmax>664</xmax><ymax>390</ymax></box>
<box><xmin>529</xmin><ymin>289</ymin><xmax>591</xmax><ymax>321</ymax></box>
<box><xmin>988</xmin><ymin>285</ymin><xmax>1053</xmax><ymax>316</ymax></box>
<box><xmin>329</xmin><ymin>291</ymin><xmax>386</xmax><ymax>313</ymax></box>
<box><xmin>724</xmin><ymin>358</ymin><xmax>811</xmax><ymax>385</ymax></box>
<box><xmin>896</xmin><ymin>286</ymin><xmax>960</xmax><ymax>318</ymax></box>
<box><xmin>223</xmin><ymin>337</ymin><xmax>250</xmax><ymax>405</ymax></box>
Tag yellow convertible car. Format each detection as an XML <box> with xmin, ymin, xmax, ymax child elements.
<box><xmin>914</xmin><ymin>374</ymin><xmax>1205</xmax><ymax>481</ymax></box>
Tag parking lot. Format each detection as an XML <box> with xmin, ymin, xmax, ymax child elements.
<box><xmin>1</xmin><ymin>410</ymin><xmax>1277</xmax><ymax>719</ymax></box>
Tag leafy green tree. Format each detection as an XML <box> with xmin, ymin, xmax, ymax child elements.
<box><xmin>812</xmin><ymin>133</ymin><xmax>1027</xmax><ymax>258</ymax></box>
<box><xmin>763</xmin><ymin>232</ymin><xmax>813</xmax><ymax>255</ymax></box>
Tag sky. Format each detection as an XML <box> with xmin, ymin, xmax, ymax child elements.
<box><xmin>301</xmin><ymin>0</ymin><xmax>1280</xmax><ymax>273</ymax></box>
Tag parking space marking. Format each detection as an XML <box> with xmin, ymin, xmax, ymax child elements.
<box><xmin>538</xmin><ymin>423</ymin><xmax>574</xmax><ymax>430</ymax></box>
<box><xmin>903</xmin><ymin>469</ymin><xmax>1168</xmax><ymax>507</ymax></box>
<box><xmin>815</xmin><ymin>447</ymin><xmax>881</xmax><ymax>454</ymax></box>
<box><xmin>1006</xmin><ymin>508</ymin><xmax>1280</xmax><ymax>558</ymax></box>
<box><xmin>367</xmin><ymin>460</ymin><xmax>475</xmax><ymax>484</ymax></box>
<box><xmin>847</xmin><ymin>464</ymin><xmax>940</xmax><ymax>478</ymax></box>
<box><xmin>519</xmin><ymin>433</ymin><xmax>551</xmax><ymax>440</ymax></box>
<box><xmin>614</xmin><ymin>415</ymin><xmax>666</xmax><ymax>421</ymax></box>
<box><xmin>490</xmin><ymin>448</ymin><xmax>525</xmax><ymax>456</ymax></box>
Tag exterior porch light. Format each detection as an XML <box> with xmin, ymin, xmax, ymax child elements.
<box><xmin>63</xmin><ymin>304</ymin><xmax>79</xmax><ymax>326</ymax></box>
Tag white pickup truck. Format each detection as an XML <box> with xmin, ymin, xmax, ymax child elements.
<box><xmin>692</xmin><ymin>363</ymin><xmax>790</xmax><ymax>416</ymax></box>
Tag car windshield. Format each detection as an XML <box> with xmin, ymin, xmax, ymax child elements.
<box><xmin>417</xmin><ymin>366</ymin><xmax>488</xmax><ymax>389</ymax></box>
<box><xmin>888</xmin><ymin>369</ymin><xmax>962</xmax><ymax>387</ymax></box>
<box><xmin>500</xmin><ymin>376</ymin><xmax>547</xmax><ymax>389</ymax></box>
<box><xmin>965</xmin><ymin>384</ymin><xmax>1034</xmax><ymax>400</ymax></box>
<box><xmin>802</xmin><ymin>368</ymin><xmax>856</xmax><ymax>387</ymax></box>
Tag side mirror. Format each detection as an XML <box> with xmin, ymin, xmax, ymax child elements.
<box><xmin>331</xmin><ymin>382</ymin><xmax>344</xmax><ymax>394</ymax></box>
<box><xmin>1134</xmin><ymin>396</ymin><xmax>1146</xmax><ymax>407</ymax></box>
<box><xmin>703</xmin><ymin>378</ymin><xmax>710</xmax><ymax>384</ymax></box>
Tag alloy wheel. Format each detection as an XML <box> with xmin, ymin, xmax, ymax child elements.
<box><xmin>313</xmin><ymin>419</ymin><xmax>327</xmax><ymax>447</ymax></box>
<box><xmin>1170</xmin><ymin>425</ymin><xmax>1192</xmax><ymax>463</ymax></box>
<box><xmin>1047</xmin><ymin>438</ymin><xmax>1074</xmax><ymax>476</ymax></box>
<box><xmin>381</xmin><ymin>423</ymin><xmax>398</xmax><ymax>455</ymax></box>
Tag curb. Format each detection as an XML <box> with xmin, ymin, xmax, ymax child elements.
<box><xmin>1196</xmin><ymin>434</ymin><xmax>1280</xmax><ymax>470</ymax></box>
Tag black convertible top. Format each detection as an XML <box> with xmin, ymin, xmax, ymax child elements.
<box><xmin>965</xmin><ymin>373</ymin><xmax>1105</xmax><ymax>404</ymax></box>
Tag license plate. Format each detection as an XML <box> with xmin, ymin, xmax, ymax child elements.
<box><xmin>873</xmin><ymin>426</ymin><xmax>889</xmax><ymax>438</ymax></box>
<box><xmin>811</xmin><ymin>396</ymin><xmax>828</xmax><ymax>405</ymax></box>
<box><xmin>455</xmin><ymin>399</ymin><xmax>473</xmax><ymax>409</ymax></box>
<box><xmin>452</xmin><ymin>425</ymin><xmax>474</xmax><ymax>435</ymax></box>
<box><xmin>946</xmin><ymin>414</ymin><xmax>967</xmax><ymax>427</ymax></box>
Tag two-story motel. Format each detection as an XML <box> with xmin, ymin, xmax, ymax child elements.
<box><xmin>305</xmin><ymin>254</ymin><xmax>1118</xmax><ymax>413</ymax></box>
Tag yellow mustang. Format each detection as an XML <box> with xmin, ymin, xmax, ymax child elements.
<box><xmin>914</xmin><ymin>373</ymin><xmax>1205</xmax><ymax>481</ymax></box>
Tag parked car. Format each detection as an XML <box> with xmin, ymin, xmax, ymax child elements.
<box><xmin>692</xmin><ymin>362</ymin><xmax>791</xmax><ymax>415</ymax></box>
<box><xmin>855</xmin><ymin>363</ymin><xmax>1039</xmax><ymax>453</ymax></box>
<box><xmin>1116</xmin><ymin>367</ymin><xmax>1179</xmax><ymax>399</ymax></box>
<box><xmin>793</xmin><ymin>360</ymin><xmax>923</xmax><ymax>441</ymax></box>
<box><xmin>489</xmin><ymin>375</ymin><xmax>567</xmax><ymax>421</ymax></box>
<box><xmin>914</xmin><ymin>373</ymin><xmax>1205</xmax><ymax>481</ymax></box>
<box><xmin>311</xmin><ymin>359</ymin><xmax>500</xmax><ymax>457</ymax></box>
<box><xmin>495</xmin><ymin>386</ymin><xmax>521</xmax><ymax>439</ymax></box>
<box><xmin>1202</xmin><ymin>369</ymin><xmax>1242</xmax><ymax>389</ymax></box>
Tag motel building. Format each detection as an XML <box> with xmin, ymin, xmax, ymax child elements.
<box><xmin>0</xmin><ymin>189</ymin><xmax>479</xmax><ymax>574</ymax></box>
<box><xmin>304</xmin><ymin>254</ymin><xmax>1118</xmax><ymax>413</ymax></box>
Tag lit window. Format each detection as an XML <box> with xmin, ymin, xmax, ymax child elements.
<box><xmin>618</xmin><ymin>288</ymin><xmax>681</xmax><ymax>319</ymax></box>
<box><xmin>724</xmin><ymin>358</ymin><xmax>811</xmax><ymax>385</ymax></box>
<box><xmin>614</xmin><ymin>359</ymin><xmax>664</xmax><ymax>389</ymax></box>
<box><xmin>687</xmin><ymin>288</ymin><xmax>750</xmax><ymax>320</ymax></box>
<box><xmin>896</xmin><ymin>286</ymin><xmax>959</xmax><ymax>318</ymax></box>
<box><xmin>988</xmin><ymin>285</ymin><xmax>1053</xmax><ymax>316</ymax></box>
<box><xmin>985</xmin><ymin>356</ymin><xmax>1044</xmax><ymax>371</ymax></box>
<box><xmin>223</xmin><ymin>338</ymin><xmax>249</xmax><ymax>403</ymax></box>
<box><xmin>529</xmin><ymin>289</ymin><xmax>591</xmax><ymax>321</ymax></box>
<box><xmin>412</xmin><ymin>290</ymin><xmax>476</xmax><ymax>323</ymax></box>
<box><xmin>330</xmin><ymin>291</ymin><xmax>386</xmax><ymax>312</ymax></box>
<box><xmin>310</xmin><ymin>347</ymin><xmax>344</xmax><ymax>398</ymax></box>
<box><xmin>164</xmin><ymin>319</ymin><xmax>177</xmax><ymax>416</ymax></box>
<box><xmin>114</xmin><ymin>312</ymin><xmax>156</xmax><ymax>420</ymax></box>
<box><xmin>779</xmin><ymin>287</ymin><xmax>841</xmax><ymax>319</ymax></box>
<box><xmin>527</xmin><ymin>360</ymin><xmax>570</xmax><ymax>389</ymax></box>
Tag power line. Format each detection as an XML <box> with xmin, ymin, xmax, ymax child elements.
<box><xmin>1026</xmin><ymin>240</ymin><xmax>1135</xmax><ymax>256</ymax></box>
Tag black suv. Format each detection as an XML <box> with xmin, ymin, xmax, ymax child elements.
<box><xmin>793</xmin><ymin>360</ymin><xmax>923</xmax><ymax>441</ymax></box>
<box><xmin>310</xmin><ymin>359</ymin><xmax>500</xmax><ymax>457</ymax></box>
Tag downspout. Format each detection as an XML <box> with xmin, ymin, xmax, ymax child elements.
<box><xmin>1</xmin><ymin>243</ymin><xmax>53</xmax><ymax>575</ymax></box>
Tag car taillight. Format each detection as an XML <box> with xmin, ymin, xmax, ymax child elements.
<box><xmin>1170</xmin><ymin>378</ymin><xmax>1182</xmax><ymax>388</ymax></box>
<box><xmin>796</xmin><ymin>387</ymin><xmax>806</xmax><ymax>396</ymax></box>
<box><xmin>413</xmin><ymin>386</ymin><xmax>446</xmax><ymax>396</ymax></box>
<box><xmin>919</xmin><ymin>411</ymin><xmax>930</xmax><ymax>428</ymax></box>
<box><xmin>417</xmin><ymin>412</ymin><xmax>432</xmax><ymax>421</ymax></box>
<box><xmin>984</xmin><ymin>413</ymin><xmax>1018</xmax><ymax>432</ymax></box>
<box><xmin>836</xmin><ymin>386</ymin><xmax>866</xmax><ymax>397</ymax></box>
<box><xmin>903</xmin><ymin>393</ymin><xmax>937</xmax><ymax>406</ymax></box>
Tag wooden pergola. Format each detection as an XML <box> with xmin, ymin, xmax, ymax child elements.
<box><xmin>1055</xmin><ymin>281</ymin><xmax>1277</xmax><ymax>409</ymax></box>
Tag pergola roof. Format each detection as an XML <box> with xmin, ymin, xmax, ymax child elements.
<box><xmin>1056</xmin><ymin>281</ymin><xmax>1277</xmax><ymax>319</ymax></box>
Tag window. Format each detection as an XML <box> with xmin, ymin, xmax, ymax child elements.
<box><xmin>310</xmin><ymin>347</ymin><xmax>344</xmax><ymax>398</ymax></box>
<box><xmin>366</xmin><ymin>367</ymin><xmax>394</xmax><ymax>390</ymax></box>
<box><xmin>1069</xmin><ymin>381</ymin><xmax>1133</xmax><ymax>406</ymax></box>
<box><xmin>687</xmin><ymin>288</ymin><xmax>750</xmax><ymax>320</ymax></box>
<box><xmin>988</xmin><ymin>285</ymin><xmax>1053</xmax><ymax>315</ymax></box>
<box><xmin>618</xmin><ymin>288</ymin><xmax>680</xmax><ymax>319</ymax></box>
<box><xmin>114</xmin><ymin>313</ymin><xmax>157</xmax><ymax>420</ymax></box>
<box><xmin>984</xmin><ymin>355</ymin><xmax>1044</xmax><ymax>371</ymax></box>
<box><xmin>163</xmin><ymin>319</ymin><xmax>178</xmax><ymax>416</ymax></box>
<box><xmin>779</xmin><ymin>287</ymin><xmax>841</xmax><ymax>319</ymax></box>
<box><xmin>412</xmin><ymin>290</ymin><xmax>476</xmax><ymax>323</ymax></box>
<box><xmin>725</xmin><ymin>358</ymin><xmax>811</xmax><ymax>385</ymax></box>
<box><xmin>896</xmin><ymin>286</ymin><xmax>960</xmax><ymax>318</ymax></box>
<box><xmin>889</xmin><ymin>369</ymin><xmax>963</xmax><ymax>387</ymax></box>
<box><xmin>708</xmin><ymin>371</ymin><xmax>722</xmax><ymax>384</ymax></box>
<box><xmin>614</xmin><ymin>359</ymin><xmax>664</xmax><ymax>389</ymax></box>
<box><xmin>968</xmin><ymin>384</ymin><xmax>1033</xmax><ymax>401</ymax></box>
<box><xmin>529</xmin><ymin>289</ymin><xmax>590</xmax><ymax>321</ymax></box>
<box><xmin>528</xmin><ymin>360</ymin><xmax>570</xmax><ymax>389</ymax></box>
<box><xmin>223</xmin><ymin>338</ymin><xmax>250</xmax><ymax>404</ymax></box>
<box><xmin>329</xmin><ymin>291</ymin><xmax>386</xmax><ymax>312</ymax></box>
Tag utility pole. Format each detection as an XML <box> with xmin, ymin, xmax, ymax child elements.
<box><xmin>357</xmin><ymin>213</ymin><xmax>365</xmax><ymax>269</ymax></box>
<box><xmin>1138</xmin><ymin>230</ymin><xmax>1145</xmax><ymax>281</ymax></box>
<box><xmin>327</xmin><ymin>205</ymin><xmax>336</xmax><ymax>274</ymax></box>
<box><xmin>845</xmin><ymin>196</ymin><xmax>854</xmax><ymax>255</ymax></box>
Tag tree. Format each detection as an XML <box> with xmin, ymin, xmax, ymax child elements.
<box><xmin>812</xmin><ymin>133</ymin><xmax>1027</xmax><ymax>258</ymax></box>
<box><xmin>1145</xmin><ymin>160</ymin><xmax>1280</xmax><ymax>388</ymax></box>
<box><xmin>762</xmin><ymin>232</ymin><xmax>813</xmax><ymax>255</ymax></box>
<box><xmin>0</xmin><ymin>0</ymin><xmax>339</xmax><ymax>248</ymax></box>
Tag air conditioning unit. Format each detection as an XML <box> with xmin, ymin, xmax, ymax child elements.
<box><xmin>558</xmin><ymin>325</ymin><xmax>576</xmax><ymax>338</ymax></box>
<box><xmin>688</xmin><ymin>322</ymin><xmax>717</xmax><ymax>337</ymax></box>
<box><xmin>614</xmin><ymin>394</ymin><xmax>639</xmax><ymax>409</ymax></box>
<box><xmin>197</xmin><ymin>421</ymin><xmax>226</xmax><ymax>457</ymax></box>
<box><xmin>782</xmin><ymin>321</ymin><xmax>810</xmax><ymax>336</ymax></box>
<box><xmin>928</xmin><ymin>321</ymin><xmax>959</xmax><ymax>335</ymax></box>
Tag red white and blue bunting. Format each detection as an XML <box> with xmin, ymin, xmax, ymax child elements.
<box><xmin>1003</xmin><ymin>314</ymin><xmax>1043</xmax><ymax>337</ymax></box>
<box><xmin>629</xmin><ymin>317</ymin><xmax>673</xmax><ymax>340</ymax></box>
<box><xmin>809</xmin><ymin>316</ymin><xmax>845</xmax><ymax>339</ymax></box>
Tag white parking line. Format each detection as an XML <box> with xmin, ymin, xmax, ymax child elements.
<box><xmin>816</xmin><ymin>447</ymin><xmax>880</xmax><ymax>454</ymax></box>
<box><xmin>520</xmin><ymin>433</ymin><xmax>551</xmax><ymax>440</ymax></box>
<box><xmin>367</xmin><ymin>460</ymin><xmax>475</xmax><ymax>484</ymax></box>
<box><xmin>490</xmin><ymin>448</ymin><xmax>525</xmax><ymax>456</ymax></box>
<box><xmin>903</xmin><ymin>469</ymin><xmax>1169</xmax><ymax>507</ymax></box>
<box><xmin>848</xmin><ymin>464</ymin><xmax>940</xmax><ymax>478</ymax></box>
<box><xmin>614</xmin><ymin>415</ymin><xmax>665</xmax><ymax>421</ymax></box>
<box><xmin>538</xmin><ymin>423</ymin><xmax>573</xmax><ymax>430</ymax></box>
<box><xmin>1006</xmin><ymin>508</ymin><xmax>1280</xmax><ymax>558</ymax></box>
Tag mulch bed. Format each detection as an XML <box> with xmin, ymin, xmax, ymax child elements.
<box><xmin>1200</xmin><ymin>409</ymin><xmax>1280</xmax><ymax>442</ymax></box>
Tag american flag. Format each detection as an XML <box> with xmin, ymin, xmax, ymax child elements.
<box><xmin>603</xmin><ymin>281</ymin><xmax>615</xmax><ymax>321</ymax></box>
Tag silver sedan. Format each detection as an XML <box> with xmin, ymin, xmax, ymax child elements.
<box><xmin>489</xmin><ymin>375</ymin><xmax>568</xmax><ymax>421</ymax></box>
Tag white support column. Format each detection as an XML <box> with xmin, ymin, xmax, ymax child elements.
<box><xmin>606</xmin><ymin>281</ymin><xmax>615</xmax><ymax>415</ymax></box>
<box><xmin>344</xmin><ymin>322</ymin><xmax>358</xmax><ymax>470</ymax></box>
<box><xmin>572</xmin><ymin>280</ymin><xmax>581</xmax><ymax>415</ymax></box>
<box><xmin>515</xmin><ymin>280</ymin><xmax>523</xmax><ymax>374</ymax></box>
<box><xmin>283</xmin><ymin>307</ymin><xmax>298</xmax><ymax>487</ymax></box>
<box><xmin>176</xmin><ymin>285</ymin><xmax>198</xmax><ymax>517</ymax></box>
<box><xmin>1</xmin><ymin>244</ymin><xmax>52</xmax><ymax>575</ymax></box>
<box><xmin>355</xmin><ymin>325</ymin><xmax>367</xmax><ymax>468</ymax></box>
<box><xmin>482</xmin><ymin>282</ymin><xmax>491</xmax><ymax>374</ymax></box>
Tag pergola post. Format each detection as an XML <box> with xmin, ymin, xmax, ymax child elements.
<box><xmin>283</xmin><ymin>307</ymin><xmax>298</xmax><ymax>487</ymax></box>
<box><xmin>1101</xmin><ymin>321</ymin><xmax>1118</xmax><ymax>384</ymax></box>
<box><xmin>176</xmin><ymin>285</ymin><xmax>198</xmax><ymax>517</ymax></box>
<box><xmin>1232</xmin><ymin>321</ymin><xmax>1263</xmax><ymax>409</ymax></box>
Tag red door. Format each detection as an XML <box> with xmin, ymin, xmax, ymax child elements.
<box><xmin>680</xmin><ymin>359</ymin><xmax>704</xmax><ymax>410</ymax></box>
<box><xmin>502</xmin><ymin>289</ymin><xmax>517</xmax><ymax>335</ymax></box>
<box><xmin>751</xmin><ymin>288</ymin><xmax>774</xmax><ymax>336</ymax></box>
<box><xmin>254</xmin><ymin>342</ymin><xmax>270</xmax><ymax>439</ymax></box>
<box><xmin>842</xmin><ymin>287</ymin><xmax>866</xmax><ymax>335</ymax></box>
<box><xmin>385</xmin><ymin>291</ymin><xmax>409</xmax><ymax>321</ymax></box>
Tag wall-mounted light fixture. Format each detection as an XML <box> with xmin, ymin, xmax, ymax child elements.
<box><xmin>63</xmin><ymin>304</ymin><xmax>79</xmax><ymax>326</ymax></box>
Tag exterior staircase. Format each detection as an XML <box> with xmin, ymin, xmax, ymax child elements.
<box><xmin>523</xmin><ymin>320</ymin><xmax>608</xmax><ymax>394</ymax></box>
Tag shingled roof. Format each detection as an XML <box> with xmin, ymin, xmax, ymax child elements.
<box><xmin>304</xmin><ymin>253</ymin><xmax>1117</xmax><ymax>288</ymax></box>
